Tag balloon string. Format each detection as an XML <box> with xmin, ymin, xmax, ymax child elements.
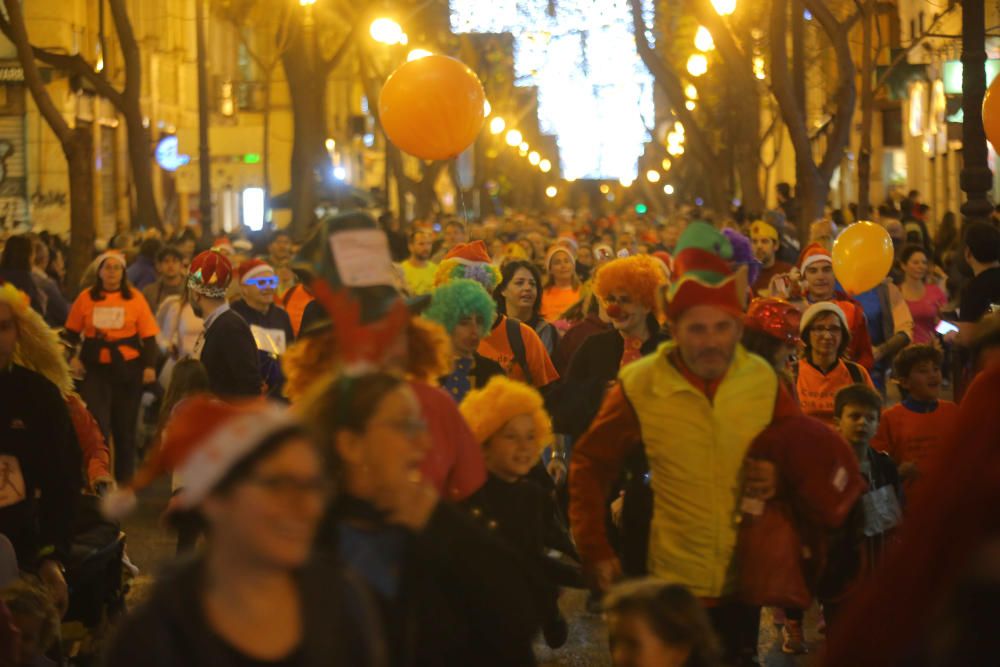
<box><xmin>454</xmin><ymin>157</ymin><xmax>470</xmax><ymax>224</ymax></box>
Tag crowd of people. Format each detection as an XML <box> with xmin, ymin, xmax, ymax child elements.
<box><xmin>0</xmin><ymin>183</ymin><xmax>998</xmax><ymax>666</ymax></box>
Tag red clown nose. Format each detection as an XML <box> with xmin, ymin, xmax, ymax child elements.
<box><xmin>606</xmin><ymin>303</ymin><xmax>623</xmax><ymax>319</ymax></box>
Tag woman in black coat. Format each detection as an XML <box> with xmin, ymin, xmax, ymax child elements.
<box><xmin>304</xmin><ymin>372</ymin><xmax>542</xmax><ymax>667</ymax></box>
<box><xmin>104</xmin><ymin>397</ymin><xmax>385</xmax><ymax>667</ymax></box>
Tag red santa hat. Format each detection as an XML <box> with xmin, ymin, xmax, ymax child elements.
<box><xmin>187</xmin><ymin>249</ymin><xmax>232</xmax><ymax>298</ymax></box>
<box><xmin>444</xmin><ymin>240</ymin><xmax>492</xmax><ymax>266</ymax></box>
<box><xmin>797</xmin><ymin>242</ymin><xmax>833</xmax><ymax>273</ymax></box>
<box><xmin>212</xmin><ymin>237</ymin><xmax>235</xmax><ymax>256</ymax></box>
<box><xmin>237</xmin><ymin>258</ymin><xmax>275</xmax><ymax>284</ymax></box>
<box><xmin>101</xmin><ymin>396</ymin><xmax>299</xmax><ymax>520</ymax></box>
<box><xmin>745</xmin><ymin>298</ymin><xmax>802</xmax><ymax>344</ymax></box>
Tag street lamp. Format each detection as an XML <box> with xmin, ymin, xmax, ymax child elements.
<box><xmin>505</xmin><ymin>129</ymin><xmax>523</xmax><ymax>147</ymax></box>
<box><xmin>370</xmin><ymin>17</ymin><xmax>405</xmax><ymax>45</ymax></box>
<box><xmin>539</xmin><ymin>159</ymin><xmax>552</xmax><ymax>173</ymax></box>
<box><xmin>711</xmin><ymin>0</ymin><xmax>736</xmax><ymax>16</ymax></box>
<box><xmin>694</xmin><ymin>26</ymin><xmax>715</xmax><ymax>52</ymax></box>
<box><xmin>686</xmin><ymin>54</ymin><xmax>708</xmax><ymax>77</ymax></box>
<box><xmin>545</xmin><ymin>186</ymin><xmax>558</xmax><ymax>198</ymax></box>
<box><xmin>489</xmin><ymin>117</ymin><xmax>506</xmax><ymax>135</ymax></box>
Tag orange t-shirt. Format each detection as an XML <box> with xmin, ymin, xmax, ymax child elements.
<box><xmin>281</xmin><ymin>283</ymin><xmax>314</xmax><ymax>337</ymax></box>
<box><xmin>796</xmin><ymin>358</ymin><xmax>873</xmax><ymax>425</ymax></box>
<box><xmin>65</xmin><ymin>290</ymin><xmax>159</xmax><ymax>363</ymax></box>
<box><xmin>541</xmin><ymin>286</ymin><xmax>580</xmax><ymax>322</ymax></box>
<box><xmin>479</xmin><ymin>316</ymin><xmax>560</xmax><ymax>387</ymax></box>
<box><xmin>872</xmin><ymin>401</ymin><xmax>959</xmax><ymax>481</ymax></box>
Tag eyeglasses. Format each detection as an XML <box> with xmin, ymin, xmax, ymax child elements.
<box><xmin>370</xmin><ymin>418</ymin><xmax>429</xmax><ymax>439</ymax></box>
<box><xmin>245</xmin><ymin>276</ymin><xmax>279</xmax><ymax>289</ymax></box>
<box><xmin>810</xmin><ymin>326</ymin><xmax>842</xmax><ymax>337</ymax></box>
<box><xmin>245</xmin><ymin>474</ymin><xmax>332</xmax><ymax>500</ymax></box>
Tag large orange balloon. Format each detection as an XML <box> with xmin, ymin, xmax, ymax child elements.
<box><xmin>832</xmin><ymin>221</ymin><xmax>894</xmax><ymax>295</ymax></box>
<box><xmin>984</xmin><ymin>75</ymin><xmax>1000</xmax><ymax>153</ymax></box>
<box><xmin>378</xmin><ymin>55</ymin><xmax>486</xmax><ymax>161</ymax></box>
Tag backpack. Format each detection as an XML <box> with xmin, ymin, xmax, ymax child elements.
<box><xmin>505</xmin><ymin>317</ymin><xmax>534</xmax><ymax>386</ymax></box>
<box><xmin>845</xmin><ymin>361</ymin><xmax>865</xmax><ymax>385</ymax></box>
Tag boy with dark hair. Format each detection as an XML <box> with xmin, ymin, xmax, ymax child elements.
<box><xmin>141</xmin><ymin>246</ymin><xmax>186</xmax><ymax>312</ymax></box>
<box><xmin>873</xmin><ymin>345</ymin><xmax>959</xmax><ymax>490</ymax></box>
<box><xmin>818</xmin><ymin>384</ymin><xmax>903</xmax><ymax>624</ymax></box>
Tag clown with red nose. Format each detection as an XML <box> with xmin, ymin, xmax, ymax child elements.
<box><xmin>593</xmin><ymin>255</ymin><xmax>668</xmax><ymax>368</ymax></box>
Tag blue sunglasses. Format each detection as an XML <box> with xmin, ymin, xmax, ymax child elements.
<box><xmin>245</xmin><ymin>276</ymin><xmax>279</xmax><ymax>289</ymax></box>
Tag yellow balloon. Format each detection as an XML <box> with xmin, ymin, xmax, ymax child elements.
<box><xmin>832</xmin><ymin>221</ymin><xmax>894</xmax><ymax>295</ymax></box>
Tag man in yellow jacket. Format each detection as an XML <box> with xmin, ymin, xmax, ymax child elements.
<box><xmin>569</xmin><ymin>222</ymin><xmax>800</xmax><ymax>667</ymax></box>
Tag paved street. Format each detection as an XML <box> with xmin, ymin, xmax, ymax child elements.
<box><xmin>122</xmin><ymin>478</ymin><xmax>821</xmax><ymax>666</ymax></box>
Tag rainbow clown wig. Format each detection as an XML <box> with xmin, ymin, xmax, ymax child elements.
<box><xmin>459</xmin><ymin>376</ymin><xmax>552</xmax><ymax>455</ymax></box>
<box><xmin>593</xmin><ymin>254</ymin><xmax>667</xmax><ymax>313</ymax></box>
<box><xmin>0</xmin><ymin>282</ymin><xmax>73</xmax><ymax>395</ymax></box>
<box><xmin>423</xmin><ymin>279</ymin><xmax>496</xmax><ymax>337</ymax></box>
<box><xmin>433</xmin><ymin>241</ymin><xmax>502</xmax><ymax>294</ymax></box>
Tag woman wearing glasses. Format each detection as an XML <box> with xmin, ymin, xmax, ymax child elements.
<box><xmin>797</xmin><ymin>302</ymin><xmax>875</xmax><ymax>425</ymax></box>
<box><xmin>104</xmin><ymin>396</ymin><xmax>385</xmax><ymax>667</ymax></box>
<box><xmin>304</xmin><ymin>372</ymin><xmax>541</xmax><ymax>667</ymax></box>
<box><xmin>231</xmin><ymin>259</ymin><xmax>296</xmax><ymax>398</ymax></box>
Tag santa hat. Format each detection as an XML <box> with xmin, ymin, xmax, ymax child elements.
<box><xmin>798</xmin><ymin>242</ymin><xmax>832</xmax><ymax>273</ymax></box>
<box><xmin>665</xmin><ymin>221</ymin><xmax>746</xmax><ymax>321</ymax></box>
<box><xmin>434</xmin><ymin>240</ymin><xmax>501</xmax><ymax>293</ymax></box>
<box><xmin>459</xmin><ymin>376</ymin><xmax>552</xmax><ymax>455</ymax></box>
<box><xmin>745</xmin><ymin>298</ymin><xmax>802</xmax><ymax>344</ymax></box>
<box><xmin>94</xmin><ymin>251</ymin><xmax>126</xmax><ymax>270</ymax></box>
<box><xmin>800</xmin><ymin>301</ymin><xmax>848</xmax><ymax>334</ymax></box>
<box><xmin>187</xmin><ymin>249</ymin><xmax>232</xmax><ymax>298</ymax></box>
<box><xmin>544</xmin><ymin>245</ymin><xmax>575</xmax><ymax>271</ymax></box>
<box><xmin>237</xmin><ymin>258</ymin><xmax>275</xmax><ymax>284</ymax></box>
<box><xmin>101</xmin><ymin>396</ymin><xmax>298</xmax><ymax>520</ymax></box>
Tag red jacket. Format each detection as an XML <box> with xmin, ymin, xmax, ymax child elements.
<box><xmin>66</xmin><ymin>394</ymin><xmax>112</xmax><ymax>487</ymax></box>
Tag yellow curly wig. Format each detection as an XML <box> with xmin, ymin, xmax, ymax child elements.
<box><xmin>459</xmin><ymin>376</ymin><xmax>552</xmax><ymax>455</ymax></box>
<box><xmin>282</xmin><ymin>316</ymin><xmax>452</xmax><ymax>404</ymax></box>
<box><xmin>593</xmin><ymin>254</ymin><xmax>667</xmax><ymax>313</ymax></box>
<box><xmin>0</xmin><ymin>283</ymin><xmax>73</xmax><ymax>396</ymax></box>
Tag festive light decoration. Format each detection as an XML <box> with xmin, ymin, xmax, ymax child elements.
<box><xmin>528</xmin><ymin>151</ymin><xmax>541</xmax><ymax>165</ymax></box>
<box><xmin>450</xmin><ymin>1</ymin><xmax>654</xmax><ymax>181</ymax></box>
<box><xmin>687</xmin><ymin>54</ymin><xmax>708</xmax><ymax>77</ymax></box>
<box><xmin>661</xmin><ymin>158</ymin><xmax>671</xmax><ymax>171</ymax></box>
<box><xmin>489</xmin><ymin>117</ymin><xmax>506</xmax><ymax>134</ymax></box>
<box><xmin>712</xmin><ymin>0</ymin><xmax>736</xmax><ymax>16</ymax></box>
<box><xmin>685</xmin><ymin>84</ymin><xmax>698</xmax><ymax>100</ymax></box>
<box><xmin>663</xmin><ymin>183</ymin><xmax>675</xmax><ymax>195</ymax></box>
<box><xmin>753</xmin><ymin>56</ymin><xmax>766</xmax><ymax>80</ymax></box>
<box><xmin>370</xmin><ymin>18</ymin><xmax>405</xmax><ymax>45</ymax></box>
<box><xmin>539</xmin><ymin>159</ymin><xmax>552</xmax><ymax>173</ymax></box>
<box><xmin>694</xmin><ymin>26</ymin><xmax>715</xmax><ymax>52</ymax></box>
<box><xmin>545</xmin><ymin>186</ymin><xmax>558</xmax><ymax>198</ymax></box>
<box><xmin>505</xmin><ymin>129</ymin><xmax>523</xmax><ymax>146</ymax></box>
<box><xmin>645</xmin><ymin>169</ymin><xmax>660</xmax><ymax>183</ymax></box>
<box><xmin>407</xmin><ymin>48</ymin><xmax>433</xmax><ymax>61</ymax></box>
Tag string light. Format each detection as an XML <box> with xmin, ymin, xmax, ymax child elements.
<box><xmin>505</xmin><ymin>129</ymin><xmax>523</xmax><ymax>147</ymax></box>
<box><xmin>539</xmin><ymin>159</ymin><xmax>552</xmax><ymax>173</ymax></box>
<box><xmin>694</xmin><ymin>26</ymin><xmax>715</xmax><ymax>52</ymax></box>
<box><xmin>489</xmin><ymin>117</ymin><xmax>506</xmax><ymax>135</ymax></box>
<box><xmin>545</xmin><ymin>186</ymin><xmax>558</xmax><ymax>198</ymax></box>
<box><xmin>645</xmin><ymin>169</ymin><xmax>661</xmax><ymax>183</ymax></box>
<box><xmin>686</xmin><ymin>54</ymin><xmax>708</xmax><ymax>77</ymax></box>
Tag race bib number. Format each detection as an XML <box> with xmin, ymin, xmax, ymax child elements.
<box><xmin>0</xmin><ymin>455</ymin><xmax>27</xmax><ymax>509</ymax></box>
<box><xmin>92</xmin><ymin>306</ymin><xmax>125</xmax><ymax>330</ymax></box>
<box><xmin>328</xmin><ymin>229</ymin><xmax>395</xmax><ymax>287</ymax></box>
<box><xmin>861</xmin><ymin>484</ymin><xmax>902</xmax><ymax>537</ymax></box>
<box><xmin>250</xmin><ymin>325</ymin><xmax>286</xmax><ymax>356</ymax></box>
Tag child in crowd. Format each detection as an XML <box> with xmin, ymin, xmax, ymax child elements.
<box><xmin>604</xmin><ymin>579</ymin><xmax>722</xmax><ymax>667</ymax></box>
<box><xmin>1</xmin><ymin>579</ymin><xmax>59</xmax><ymax>667</ymax></box>
<box><xmin>459</xmin><ymin>376</ymin><xmax>578</xmax><ymax>650</ymax></box>
<box><xmin>818</xmin><ymin>384</ymin><xmax>904</xmax><ymax>624</ymax></box>
<box><xmin>872</xmin><ymin>345</ymin><xmax>959</xmax><ymax>492</ymax></box>
<box><xmin>156</xmin><ymin>358</ymin><xmax>210</xmax><ymax>554</ymax></box>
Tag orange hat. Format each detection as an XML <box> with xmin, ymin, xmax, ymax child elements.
<box><xmin>435</xmin><ymin>240</ymin><xmax>501</xmax><ymax>292</ymax></box>
<box><xmin>444</xmin><ymin>240</ymin><xmax>492</xmax><ymax>265</ymax></box>
<box><xmin>798</xmin><ymin>242</ymin><xmax>832</xmax><ymax>272</ymax></box>
<box><xmin>101</xmin><ymin>396</ymin><xmax>298</xmax><ymax>519</ymax></box>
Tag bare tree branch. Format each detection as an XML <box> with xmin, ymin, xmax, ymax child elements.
<box><xmin>1</xmin><ymin>0</ymin><xmax>72</xmax><ymax>143</ymax></box>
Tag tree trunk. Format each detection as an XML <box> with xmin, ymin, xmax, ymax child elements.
<box><xmin>110</xmin><ymin>0</ymin><xmax>160</xmax><ymax>231</ymax></box>
<box><xmin>282</xmin><ymin>29</ymin><xmax>328</xmax><ymax>239</ymax></box>
<box><xmin>123</xmin><ymin>111</ymin><xmax>159</xmax><ymax>230</ymax></box>
<box><xmin>195</xmin><ymin>0</ymin><xmax>212</xmax><ymax>235</ymax></box>
<box><xmin>857</xmin><ymin>0</ymin><xmax>875</xmax><ymax>220</ymax></box>
<box><xmin>65</xmin><ymin>129</ymin><xmax>96</xmax><ymax>289</ymax></box>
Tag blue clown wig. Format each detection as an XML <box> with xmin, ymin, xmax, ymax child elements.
<box><xmin>423</xmin><ymin>279</ymin><xmax>497</xmax><ymax>336</ymax></box>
